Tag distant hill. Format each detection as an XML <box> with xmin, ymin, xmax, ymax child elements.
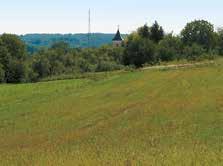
<box><xmin>20</xmin><ymin>33</ymin><xmax>127</xmax><ymax>53</ymax></box>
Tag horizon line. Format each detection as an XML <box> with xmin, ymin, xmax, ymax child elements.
<box><xmin>0</xmin><ymin>32</ymin><xmax>130</xmax><ymax>36</ymax></box>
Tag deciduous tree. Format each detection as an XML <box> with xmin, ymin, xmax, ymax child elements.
<box><xmin>181</xmin><ymin>20</ymin><xmax>215</xmax><ymax>49</ymax></box>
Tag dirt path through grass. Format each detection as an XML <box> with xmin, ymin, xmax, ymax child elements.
<box><xmin>142</xmin><ymin>61</ymin><xmax>215</xmax><ymax>70</ymax></box>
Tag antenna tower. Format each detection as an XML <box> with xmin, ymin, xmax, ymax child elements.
<box><xmin>88</xmin><ymin>8</ymin><xmax>91</xmax><ymax>48</ymax></box>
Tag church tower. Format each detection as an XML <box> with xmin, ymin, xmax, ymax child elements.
<box><xmin>112</xmin><ymin>27</ymin><xmax>123</xmax><ymax>47</ymax></box>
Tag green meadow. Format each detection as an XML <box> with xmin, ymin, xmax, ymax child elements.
<box><xmin>0</xmin><ymin>62</ymin><xmax>223</xmax><ymax>165</ymax></box>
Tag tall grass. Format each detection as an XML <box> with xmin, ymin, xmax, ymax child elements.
<box><xmin>0</xmin><ymin>60</ymin><xmax>223</xmax><ymax>165</ymax></box>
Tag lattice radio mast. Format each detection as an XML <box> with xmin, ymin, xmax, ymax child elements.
<box><xmin>88</xmin><ymin>8</ymin><xmax>91</xmax><ymax>48</ymax></box>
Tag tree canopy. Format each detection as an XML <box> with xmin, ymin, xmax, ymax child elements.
<box><xmin>181</xmin><ymin>20</ymin><xmax>215</xmax><ymax>49</ymax></box>
<box><xmin>150</xmin><ymin>21</ymin><xmax>164</xmax><ymax>43</ymax></box>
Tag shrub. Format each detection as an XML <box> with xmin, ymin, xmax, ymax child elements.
<box><xmin>123</xmin><ymin>34</ymin><xmax>157</xmax><ymax>67</ymax></box>
<box><xmin>183</xmin><ymin>44</ymin><xmax>206</xmax><ymax>60</ymax></box>
<box><xmin>50</xmin><ymin>60</ymin><xmax>66</xmax><ymax>75</ymax></box>
<box><xmin>5</xmin><ymin>59</ymin><xmax>29</xmax><ymax>83</ymax></box>
<box><xmin>32</xmin><ymin>56</ymin><xmax>51</xmax><ymax>78</ymax></box>
<box><xmin>76</xmin><ymin>57</ymin><xmax>97</xmax><ymax>73</ymax></box>
<box><xmin>157</xmin><ymin>35</ymin><xmax>183</xmax><ymax>61</ymax></box>
<box><xmin>96</xmin><ymin>61</ymin><xmax>124</xmax><ymax>72</ymax></box>
<box><xmin>157</xmin><ymin>46</ymin><xmax>176</xmax><ymax>61</ymax></box>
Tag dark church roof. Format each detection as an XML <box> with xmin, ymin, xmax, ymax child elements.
<box><xmin>112</xmin><ymin>29</ymin><xmax>123</xmax><ymax>41</ymax></box>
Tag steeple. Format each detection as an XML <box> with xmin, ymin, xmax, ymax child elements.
<box><xmin>112</xmin><ymin>26</ymin><xmax>123</xmax><ymax>47</ymax></box>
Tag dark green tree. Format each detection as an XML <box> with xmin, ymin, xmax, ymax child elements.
<box><xmin>0</xmin><ymin>34</ymin><xmax>29</xmax><ymax>83</ymax></box>
<box><xmin>50</xmin><ymin>60</ymin><xmax>65</xmax><ymax>75</ymax></box>
<box><xmin>181</xmin><ymin>20</ymin><xmax>215</xmax><ymax>49</ymax></box>
<box><xmin>138</xmin><ymin>24</ymin><xmax>150</xmax><ymax>38</ymax></box>
<box><xmin>1</xmin><ymin>34</ymin><xmax>26</xmax><ymax>60</ymax></box>
<box><xmin>0</xmin><ymin>39</ymin><xmax>10</xmax><ymax>72</ymax></box>
<box><xmin>217</xmin><ymin>28</ymin><xmax>223</xmax><ymax>55</ymax></box>
<box><xmin>32</xmin><ymin>55</ymin><xmax>51</xmax><ymax>78</ymax></box>
<box><xmin>158</xmin><ymin>34</ymin><xmax>183</xmax><ymax>61</ymax></box>
<box><xmin>150</xmin><ymin>21</ymin><xmax>164</xmax><ymax>43</ymax></box>
<box><xmin>183</xmin><ymin>44</ymin><xmax>205</xmax><ymax>60</ymax></box>
<box><xmin>6</xmin><ymin>59</ymin><xmax>29</xmax><ymax>83</ymax></box>
<box><xmin>123</xmin><ymin>33</ymin><xmax>156</xmax><ymax>67</ymax></box>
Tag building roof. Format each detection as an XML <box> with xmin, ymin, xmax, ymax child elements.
<box><xmin>112</xmin><ymin>29</ymin><xmax>123</xmax><ymax>41</ymax></box>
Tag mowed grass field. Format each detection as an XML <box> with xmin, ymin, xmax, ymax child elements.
<box><xmin>0</xmin><ymin>62</ymin><xmax>223</xmax><ymax>165</ymax></box>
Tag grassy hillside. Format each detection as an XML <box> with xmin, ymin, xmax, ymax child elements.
<box><xmin>0</xmin><ymin>62</ymin><xmax>223</xmax><ymax>165</ymax></box>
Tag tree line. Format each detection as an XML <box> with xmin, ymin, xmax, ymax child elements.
<box><xmin>0</xmin><ymin>19</ymin><xmax>223</xmax><ymax>83</ymax></box>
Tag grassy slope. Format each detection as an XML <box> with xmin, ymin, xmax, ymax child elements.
<box><xmin>0</xmin><ymin>63</ymin><xmax>223</xmax><ymax>165</ymax></box>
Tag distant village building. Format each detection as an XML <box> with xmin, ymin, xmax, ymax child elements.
<box><xmin>112</xmin><ymin>28</ymin><xmax>123</xmax><ymax>47</ymax></box>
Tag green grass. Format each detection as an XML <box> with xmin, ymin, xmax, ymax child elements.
<box><xmin>0</xmin><ymin>62</ymin><xmax>223</xmax><ymax>165</ymax></box>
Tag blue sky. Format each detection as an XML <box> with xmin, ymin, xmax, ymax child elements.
<box><xmin>0</xmin><ymin>0</ymin><xmax>222</xmax><ymax>34</ymax></box>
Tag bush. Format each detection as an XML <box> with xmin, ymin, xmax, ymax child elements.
<box><xmin>76</xmin><ymin>57</ymin><xmax>97</xmax><ymax>73</ymax></box>
<box><xmin>96</xmin><ymin>61</ymin><xmax>124</xmax><ymax>72</ymax></box>
<box><xmin>202</xmin><ymin>49</ymin><xmax>218</xmax><ymax>60</ymax></box>
<box><xmin>123</xmin><ymin>34</ymin><xmax>157</xmax><ymax>67</ymax></box>
<box><xmin>50</xmin><ymin>60</ymin><xmax>66</xmax><ymax>75</ymax></box>
<box><xmin>5</xmin><ymin>59</ymin><xmax>29</xmax><ymax>83</ymax></box>
<box><xmin>157</xmin><ymin>46</ymin><xmax>176</xmax><ymax>61</ymax></box>
<box><xmin>183</xmin><ymin>44</ymin><xmax>206</xmax><ymax>60</ymax></box>
<box><xmin>32</xmin><ymin>56</ymin><xmax>51</xmax><ymax>78</ymax></box>
<box><xmin>27</xmin><ymin>66</ymin><xmax>39</xmax><ymax>82</ymax></box>
<box><xmin>157</xmin><ymin>35</ymin><xmax>183</xmax><ymax>61</ymax></box>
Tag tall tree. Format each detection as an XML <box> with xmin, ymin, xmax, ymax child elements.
<box><xmin>150</xmin><ymin>21</ymin><xmax>164</xmax><ymax>43</ymax></box>
<box><xmin>0</xmin><ymin>34</ymin><xmax>29</xmax><ymax>83</ymax></box>
<box><xmin>181</xmin><ymin>20</ymin><xmax>215</xmax><ymax>49</ymax></box>
<box><xmin>217</xmin><ymin>28</ymin><xmax>223</xmax><ymax>55</ymax></box>
<box><xmin>1</xmin><ymin>34</ymin><xmax>26</xmax><ymax>60</ymax></box>
<box><xmin>138</xmin><ymin>24</ymin><xmax>150</xmax><ymax>38</ymax></box>
<box><xmin>0</xmin><ymin>39</ymin><xmax>9</xmax><ymax>71</ymax></box>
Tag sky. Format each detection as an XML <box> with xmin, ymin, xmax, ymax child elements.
<box><xmin>0</xmin><ymin>0</ymin><xmax>223</xmax><ymax>35</ymax></box>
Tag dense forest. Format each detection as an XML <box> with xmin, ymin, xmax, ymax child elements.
<box><xmin>1</xmin><ymin>19</ymin><xmax>223</xmax><ymax>83</ymax></box>
<box><xmin>20</xmin><ymin>33</ymin><xmax>127</xmax><ymax>53</ymax></box>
